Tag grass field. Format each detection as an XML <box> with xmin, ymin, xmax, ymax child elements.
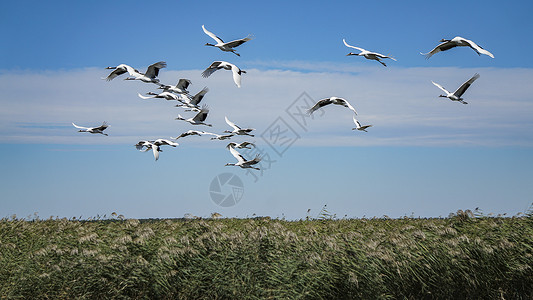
<box><xmin>1</xmin><ymin>209</ymin><xmax>532</xmax><ymax>299</ymax></box>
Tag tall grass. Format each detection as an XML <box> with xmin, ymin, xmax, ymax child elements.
<box><xmin>1</xmin><ymin>211</ymin><xmax>531</xmax><ymax>299</ymax></box>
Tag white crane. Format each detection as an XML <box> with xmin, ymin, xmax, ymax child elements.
<box><xmin>72</xmin><ymin>122</ymin><xmax>109</xmax><ymax>136</ymax></box>
<box><xmin>158</xmin><ymin>78</ymin><xmax>191</xmax><ymax>94</ymax></box>
<box><xmin>175</xmin><ymin>87</ymin><xmax>209</xmax><ymax>112</ymax></box>
<box><xmin>104</xmin><ymin>64</ymin><xmax>137</xmax><ymax>81</ymax></box>
<box><xmin>421</xmin><ymin>37</ymin><xmax>494</xmax><ymax>59</ymax></box>
<box><xmin>175</xmin><ymin>105</ymin><xmax>212</xmax><ymax>127</ymax></box>
<box><xmin>343</xmin><ymin>39</ymin><xmax>396</xmax><ymax>67</ymax></box>
<box><xmin>137</xmin><ymin>91</ymin><xmax>180</xmax><ymax>101</ymax></box>
<box><xmin>124</xmin><ymin>61</ymin><xmax>167</xmax><ymax>84</ymax></box>
<box><xmin>227</xmin><ymin>141</ymin><xmax>255</xmax><ymax>149</ymax></box>
<box><xmin>352</xmin><ymin>116</ymin><xmax>373</xmax><ymax>132</ymax></box>
<box><xmin>203</xmin><ymin>132</ymin><xmax>234</xmax><ymax>140</ymax></box>
<box><xmin>308</xmin><ymin>97</ymin><xmax>358</xmax><ymax>115</ymax></box>
<box><xmin>202</xmin><ymin>25</ymin><xmax>252</xmax><ymax>56</ymax></box>
<box><xmin>431</xmin><ymin>73</ymin><xmax>480</xmax><ymax>104</ymax></box>
<box><xmin>224</xmin><ymin>116</ymin><xmax>255</xmax><ymax>136</ymax></box>
<box><xmin>225</xmin><ymin>144</ymin><xmax>261</xmax><ymax>170</ymax></box>
<box><xmin>201</xmin><ymin>61</ymin><xmax>246</xmax><ymax>88</ymax></box>
<box><xmin>170</xmin><ymin>130</ymin><xmax>207</xmax><ymax>140</ymax></box>
<box><xmin>135</xmin><ymin>139</ymin><xmax>178</xmax><ymax>161</ymax></box>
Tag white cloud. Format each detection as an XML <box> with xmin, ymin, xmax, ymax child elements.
<box><xmin>0</xmin><ymin>63</ymin><xmax>532</xmax><ymax>147</ymax></box>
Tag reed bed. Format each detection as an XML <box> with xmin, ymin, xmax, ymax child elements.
<box><xmin>1</xmin><ymin>211</ymin><xmax>531</xmax><ymax>299</ymax></box>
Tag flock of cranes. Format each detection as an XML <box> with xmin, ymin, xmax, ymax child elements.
<box><xmin>74</xmin><ymin>27</ymin><xmax>494</xmax><ymax>168</ymax></box>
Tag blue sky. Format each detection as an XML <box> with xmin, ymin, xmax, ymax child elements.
<box><xmin>1</xmin><ymin>0</ymin><xmax>532</xmax><ymax>219</ymax></box>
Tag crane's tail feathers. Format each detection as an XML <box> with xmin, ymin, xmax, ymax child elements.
<box><xmin>420</xmin><ymin>52</ymin><xmax>433</xmax><ymax>60</ymax></box>
<box><xmin>137</xmin><ymin>93</ymin><xmax>153</xmax><ymax>99</ymax></box>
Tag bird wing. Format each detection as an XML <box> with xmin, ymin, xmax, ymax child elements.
<box><xmin>193</xmin><ymin>106</ymin><xmax>209</xmax><ymax>122</ymax></box>
<box><xmin>72</xmin><ymin>123</ymin><xmax>89</xmax><ymax>130</ymax></box>
<box><xmin>154</xmin><ymin>139</ymin><xmax>178</xmax><ymax>147</ymax></box>
<box><xmin>341</xmin><ymin>99</ymin><xmax>358</xmax><ymax>115</ymax></box>
<box><xmin>173</xmin><ymin>133</ymin><xmax>187</xmax><ymax>140</ymax></box>
<box><xmin>240</xmin><ymin>142</ymin><xmax>255</xmax><ymax>148</ymax></box>
<box><xmin>342</xmin><ymin>39</ymin><xmax>365</xmax><ymax>52</ymax></box>
<box><xmin>176</xmin><ymin>79</ymin><xmax>191</xmax><ymax>91</ymax></box>
<box><xmin>161</xmin><ymin>92</ymin><xmax>180</xmax><ymax>101</ymax></box>
<box><xmin>463</xmin><ymin>38</ymin><xmax>494</xmax><ymax>58</ymax></box>
<box><xmin>225</xmin><ymin>36</ymin><xmax>253</xmax><ymax>48</ymax></box>
<box><xmin>353</xmin><ymin>116</ymin><xmax>362</xmax><ymax>128</ymax></box>
<box><xmin>202</xmin><ymin>25</ymin><xmax>224</xmax><ymax>44</ymax></box>
<box><xmin>135</xmin><ymin>141</ymin><xmax>151</xmax><ymax>151</ymax></box>
<box><xmin>431</xmin><ymin>81</ymin><xmax>451</xmax><ymax>95</ymax></box>
<box><xmin>228</xmin><ymin>145</ymin><xmax>246</xmax><ymax>163</ymax></box>
<box><xmin>230</xmin><ymin>64</ymin><xmax>243</xmax><ymax>88</ymax></box>
<box><xmin>105</xmin><ymin>65</ymin><xmax>129</xmax><ymax>81</ymax></box>
<box><xmin>372</xmin><ymin>52</ymin><xmax>397</xmax><ymax>61</ymax></box>
<box><xmin>93</xmin><ymin>122</ymin><xmax>109</xmax><ymax>131</ymax></box>
<box><xmin>225</xmin><ymin>116</ymin><xmax>241</xmax><ymax>131</ymax></box>
<box><xmin>191</xmin><ymin>87</ymin><xmax>209</xmax><ymax>105</ymax></box>
<box><xmin>145</xmin><ymin>61</ymin><xmax>167</xmax><ymax>79</ymax></box>
<box><xmin>245</xmin><ymin>154</ymin><xmax>262</xmax><ymax>166</ymax></box>
<box><xmin>307</xmin><ymin>98</ymin><xmax>332</xmax><ymax>114</ymax></box>
<box><xmin>421</xmin><ymin>40</ymin><xmax>456</xmax><ymax>59</ymax></box>
<box><xmin>152</xmin><ymin>145</ymin><xmax>160</xmax><ymax>161</ymax></box>
<box><xmin>123</xmin><ymin>65</ymin><xmax>141</xmax><ymax>77</ymax></box>
<box><xmin>201</xmin><ymin>61</ymin><xmax>221</xmax><ymax>78</ymax></box>
<box><xmin>454</xmin><ymin>73</ymin><xmax>480</xmax><ymax>97</ymax></box>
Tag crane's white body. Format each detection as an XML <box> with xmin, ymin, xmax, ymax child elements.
<box><xmin>135</xmin><ymin>138</ymin><xmax>178</xmax><ymax>161</ymax></box>
<box><xmin>203</xmin><ymin>132</ymin><xmax>234</xmax><ymax>140</ymax></box>
<box><xmin>72</xmin><ymin>122</ymin><xmax>109</xmax><ymax>136</ymax></box>
<box><xmin>431</xmin><ymin>73</ymin><xmax>480</xmax><ymax>104</ymax></box>
<box><xmin>176</xmin><ymin>87</ymin><xmax>209</xmax><ymax>112</ymax></box>
<box><xmin>104</xmin><ymin>64</ymin><xmax>135</xmax><ymax>81</ymax></box>
<box><xmin>343</xmin><ymin>39</ymin><xmax>396</xmax><ymax>67</ymax></box>
<box><xmin>421</xmin><ymin>37</ymin><xmax>494</xmax><ymax>59</ymax></box>
<box><xmin>138</xmin><ymin>91</ymin><xmax>180</xmax><ymax>101</ymax></box>
<box><xmin>352</xmin><ymin>116</ymin><xmax>372</xmax><ymax>132</ymax></box>
<box><xmin>202</xmin><ymin>25</ymin><xmax>252</xmax><ymax>56</ymax></box>
<box><xmin>202</xmin><ymin>61</ymin><xmax>246</xmax><ymax>88</ymax></box>
<box><xmin>159</xmin><ymin>78</ymin><xmax>191</xmax><ymax>94</ymax></box>
<box><xmin>225</xmin><ymin>144</ymin><xmax>261</xmax><ymax>170</ymax></box>
<box><xmin>124</xmin><ymin>61</ymin><xmax>167</xmax><ymax>84</ymax></box>
<box><xmin>175</xmin><ymin>105</ymin><xmax>212</xmax><ymax>126</ymax></box>
<box><xmin>171</xmin><ymin>130</ymin><xmax>207</xmax><ymax>140</ymax></box>
<box><xmin>224</xmin><ymin>116</ymin><xmax>255</xmax><ymax>136</ymax></box>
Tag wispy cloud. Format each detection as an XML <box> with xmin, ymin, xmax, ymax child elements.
<box><xmin>0</xmin><ymin>64</ymin><xmax>532</xmax><ymax>147</ymax></box>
